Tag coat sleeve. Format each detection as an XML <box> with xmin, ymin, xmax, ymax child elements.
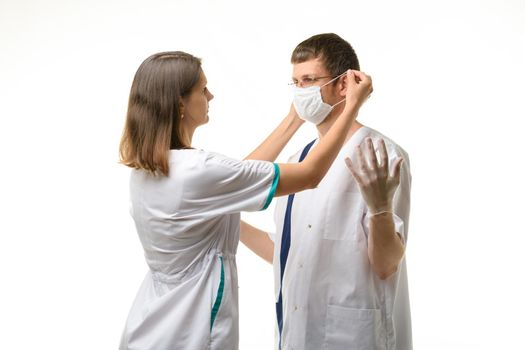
<box><xmin>181</xmin><ymin>152</ymin><xmax>280</xmax><ymax>216</ymax></box>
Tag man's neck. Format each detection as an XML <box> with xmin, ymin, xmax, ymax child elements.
<box><xmin>317</xmin><ymin>109</ymin><xmax>363</xmax><ymax>142</ymax></box>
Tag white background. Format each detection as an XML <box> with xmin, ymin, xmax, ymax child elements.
<box><xmin>1</xmin><ymin>0</ymin><xmax>524</xmax><ymax>349</ymax></box>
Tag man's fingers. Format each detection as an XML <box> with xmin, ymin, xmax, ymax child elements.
<box><xmin>378</xmin><ymin>138</ymin><xmax>388</xmax><ymax>172</ymax></box>
<box><xmin>366</xmin><ymin>138</ymin><xmax>378</xmax><ymax>171</ymax></box>
<box><xmin>356</xmin><ymin>145</ymin><xmax>369</xmax><ymax>176</ymax></box>
<box><xmin>391</xmin><ymin>157</ymin><xmax>404</xmax><ymax>183</ymax></box>
<box><xmin>344</xmin><ymin>157</ymin><xmax>364</xmax><ymax>186</ymax></box>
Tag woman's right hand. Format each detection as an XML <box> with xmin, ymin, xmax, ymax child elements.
<box><xmin>274</xmin><ymin>70</ymin><xmax>373</xmax><ymax>197</ymax></box>
<box><xmin>344</xmin><ymin>70</ymin><xmax>373</xmax><ymax>110</ymax></box>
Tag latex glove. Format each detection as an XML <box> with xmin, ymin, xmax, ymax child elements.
<box><xmin>344</xmin><ymin>137</ymin><xmax>403</xmax><ymax>214</ymax></box>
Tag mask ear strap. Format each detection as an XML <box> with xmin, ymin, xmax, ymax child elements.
<box><xmin>325</xmin><ymin>70</ymin><xmax>350</xmax><ymax>107</ymax></box>
<box><xmin>322</xmin><ymin>70</ymin><xmax>350</xmax><ymax>87</ymax></box>
<box><xmin>332</xmin><ymin>98</ymin><xmax>346</xmax><ymax>108</ymax></box>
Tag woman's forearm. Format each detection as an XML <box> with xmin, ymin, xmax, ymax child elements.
<box><xmin>244</xmin><ymin>107</ymin><xmax>303</xmax><ymax>161</ymax></box>
<box><xmin>275</xmin><ymin>98</ymin><xmax>361</xmax><ymax>196</ymax></box>
<box><xmin>240</xmin><ymin>221</ymin><xmax>274</xmax><ymax>263</ymax></box>
<box><xmin>275</xmin><ymin>70</ymin><xmax>372</xmax><ymax>197</ymax></box>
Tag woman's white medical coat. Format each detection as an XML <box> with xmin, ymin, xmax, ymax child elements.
<box><xmin>119</xmin><ymin>149</ymin><xmax>279</xmax><ymax>350</ymax></box>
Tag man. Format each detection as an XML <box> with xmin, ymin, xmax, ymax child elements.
<box><xmin>241</xmin><ymin>33</ymin><xmax>412</xmax><ymax>350</ymax></box>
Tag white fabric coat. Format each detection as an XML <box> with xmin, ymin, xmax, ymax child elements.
<box><xmin>120</xmin><ymin>149</ymin><xmax>278</xmax><ymax>350</ymax></box>
<box><xmin>272</xmin><ymin>126</ymin><xmax>412</xmax><ymax>350</ymax></box>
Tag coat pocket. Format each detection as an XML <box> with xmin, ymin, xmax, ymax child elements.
<box><xmin>323</xmin><ymin>305</ymin><xmax>385</xmax><ymax>350</ymax></box>
<box><xmin>323</xmin><ymin>192</ymin><xmax>364</xmax><ymax>242</ymax></box>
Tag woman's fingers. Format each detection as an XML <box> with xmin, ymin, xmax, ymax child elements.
<box><xmin>346</xmin><ymin>70</ymin><xmax>373</xmax><ymax>102</ymax></box>
<box><xmin>351</xmin><ymin>70</ymin><xmax>370</xmax><ymax>84</ymax></box>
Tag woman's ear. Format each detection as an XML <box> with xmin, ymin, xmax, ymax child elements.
<box><xmin>179</xmin><ymin>101</ymin><xmax>185</xmax><ymax>119</ymax></box>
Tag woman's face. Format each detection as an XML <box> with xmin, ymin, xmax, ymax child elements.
<box><xmin>181</xmin><ymin>70</ymin><xmax>214</xmax><ymax>129</ymax></box>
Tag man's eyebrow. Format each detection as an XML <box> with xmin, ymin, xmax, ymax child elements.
<box><xmin>292</xmin><ymin>74</ymin><xmax>316</xmax><ymax>80</ymax></box>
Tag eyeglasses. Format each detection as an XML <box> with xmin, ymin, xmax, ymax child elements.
<box><xmin>288</xmin><ymin>76</ymin><xmax>334</xmax><ymax>88</ymax></box>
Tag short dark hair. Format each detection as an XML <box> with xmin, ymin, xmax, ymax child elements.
<box><xmin>291</xmin><ymin>33</ymin><xmax>360</xmax><ymax>76</ymax></box>
<box><xmin>119</xmin><ymin>51</ymin><xmax>202</xmax><ymax>176</ymax></box>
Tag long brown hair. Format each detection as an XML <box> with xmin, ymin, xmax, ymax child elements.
<box><xmin>119</xmin><ymin>51</ymin><xmax>202</xmax><ymax>176</ymax></box>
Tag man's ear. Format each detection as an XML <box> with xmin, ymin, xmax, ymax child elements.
<box><xmin>339</xmin><ymin>75</ymin><xmax>348</xmax><ymax>97</ymax></box>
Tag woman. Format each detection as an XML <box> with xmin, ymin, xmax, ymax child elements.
<box><xmin>118</xmin><ymin>51</ymin><xmax>372</xmax><ymax>349</ymax></box>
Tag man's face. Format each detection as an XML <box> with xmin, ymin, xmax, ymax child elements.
<box><xmin>292</xmin><ymin>57</ymin><xmax>342</xmax><ymax>106</ymax></box>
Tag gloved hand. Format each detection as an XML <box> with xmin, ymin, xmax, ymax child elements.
<box><xmin>344</xmin><ymin>137</ymin><xmax>403</xmax><ymax>214</ymax></box>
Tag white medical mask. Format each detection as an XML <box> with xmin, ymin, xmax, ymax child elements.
<box><xmin>292</xmin><ymin>72</ymin><xmax>347</xmax><ymax>125</ymax></box>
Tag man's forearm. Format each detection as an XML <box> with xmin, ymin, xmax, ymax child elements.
<box><xmin>367</xmin><ymin>212</ymin><xmax>405</xmax><ymax>280</ymax></box>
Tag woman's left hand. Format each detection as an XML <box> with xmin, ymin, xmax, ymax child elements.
<box><xmin>288</xmin><ymin>103</ymin><xmax>304</xmax><ymax>125</ymax></box>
